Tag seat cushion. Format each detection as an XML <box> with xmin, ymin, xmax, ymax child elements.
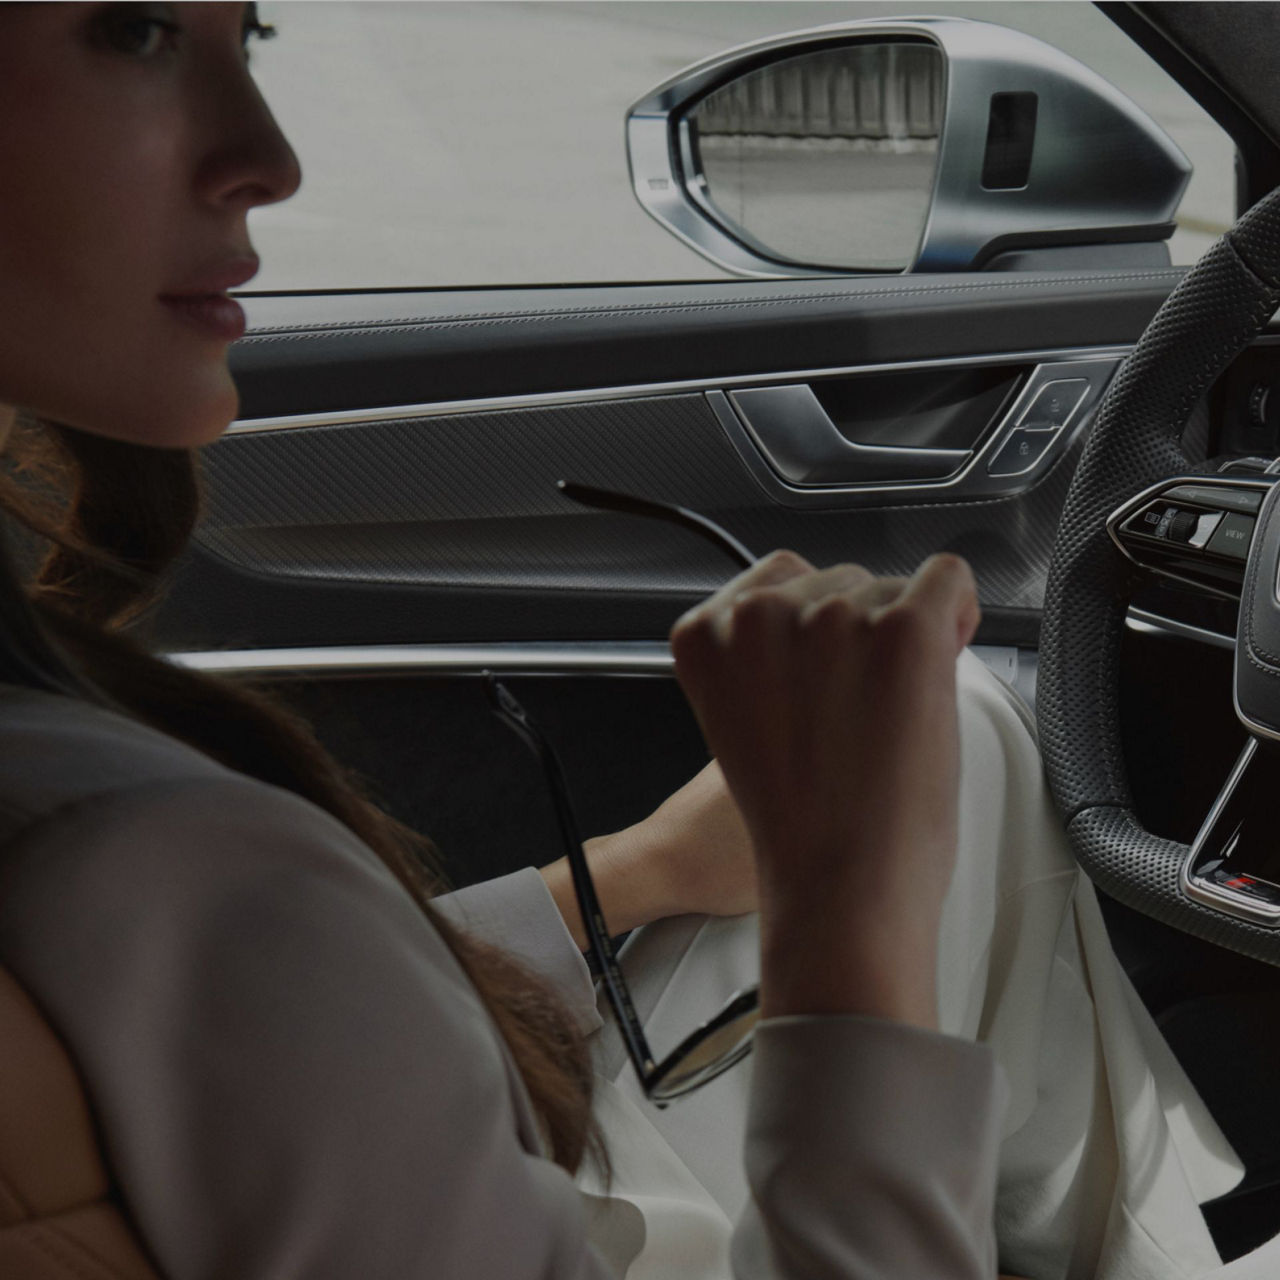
<box><xmin>0</xmin><ymin>965</ymin><xmax>159</xmax><ymax>1278</ymax></box>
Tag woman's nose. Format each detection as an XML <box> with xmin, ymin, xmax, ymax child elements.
<box><xmin>195</xmin><ymin>78</ymin><xmax>303</xmax><ymax>214</ymax></box>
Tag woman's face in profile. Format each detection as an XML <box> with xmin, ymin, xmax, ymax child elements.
<box><xmin>0</xmin><ymin>3</ymin><xmax>300</xmax><ymax>447</ymax></box>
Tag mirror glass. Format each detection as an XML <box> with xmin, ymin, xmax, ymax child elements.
<box><xmin>683</xmin><ymin>42</ymin><xmax>944</xmax><ymax>272</ymax></box>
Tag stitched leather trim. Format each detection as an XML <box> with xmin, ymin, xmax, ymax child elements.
<box><xmin>0</xmin><ymin>1215</ymin><xmax>148</xmax><ymax>1280</ymax></box>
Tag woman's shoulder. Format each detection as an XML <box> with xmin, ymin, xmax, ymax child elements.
<box><xmin>0</xmin><ymin>684</ymin><xmax>388</xmax><ymax>889</ymax></box>
<box><xmin>0</xmin><ymin>683</ymin><xmax>234</xmax><ymax>836</ymax></box>
<box><xmin>0</xmin><ymin>685</ymin><xmax>421</xmax><ymax>988</ymax></box>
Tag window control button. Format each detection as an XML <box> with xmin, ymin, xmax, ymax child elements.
<box><xmin>1019</xmin><ymin>379</ymin><xmax>1089</xmax><ymax>428</ymax></box>
<box><xmin>1205</xmin><ymin>511</ymin><xmax>1256</xmax><ymax>560</ymax></box>
<box><xmin>987</xmin><ymin>426</ymin><xmax>1059</xmax><ymax>476</ymax></box>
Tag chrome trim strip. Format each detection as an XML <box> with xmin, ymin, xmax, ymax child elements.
<box><xmin>226</xmin><ymin>344</ymin><xmax>1130</xmax><ymax>435</ymax></box>
<box><xmin>1181</xmin><ymin>738</ymin><xmax>1280</xmax><ymax>926</ymax></box>
<box><xmin>1124</xmin><ymin>607</ymin><xmax>1235</xmax><ymax>651</ymax></box>
<box><xmin>169</xmin><ymin>642</ymin><xmax>677</xmax><ymax>678</ymax></box>
<box><xmin>168</xmin><ymin>639</ymin><xmax>1025</xmax><ymax>681</ymax></box>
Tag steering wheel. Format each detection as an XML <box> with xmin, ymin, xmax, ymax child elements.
<box><xmin>1038</xmin><ymin>188</ymin><xmax>1280</xmax><ymax>965</ymax></box>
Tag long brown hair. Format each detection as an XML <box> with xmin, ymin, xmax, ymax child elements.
<box><xmin>0</xmin><ymin>412</ymin><xmax>607</xmax><ymax>1177</ymax></box>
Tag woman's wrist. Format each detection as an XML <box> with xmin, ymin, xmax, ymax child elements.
<box><xmin>759</xmin><ymin>907</ymin><xmax>942</xmax><ymax>1030</ymax></box>
<box><xmin>538</xmin><ymin>824</ymin><xmax>674</xmax><ymax>952</ymax></box>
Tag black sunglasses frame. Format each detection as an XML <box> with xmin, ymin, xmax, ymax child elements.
<box><xmin>481</xmin><ymin>481</ymin><xmax>763</xmax><ymax>1106</ymax></box>
<box><xmin>485</xmin><ymin>674</ymin><xmax>759</xmax><ymax>1105</ymax></box>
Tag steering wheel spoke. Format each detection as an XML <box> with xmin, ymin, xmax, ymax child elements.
<box><xmin>1112</xmin><ymin>474</ymin><xmax>1280</xmax><ymax>931</ymax></box>
<box><xmin>1183</xmin><ymin>739</ymin><xmax>1280</xmax><ymax>925</ymax></box>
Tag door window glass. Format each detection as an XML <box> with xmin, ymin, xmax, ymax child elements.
<box><xmin>248</xmin><ymin>1</ymin><xmax>1234</xmax><ymax>289</ymax></box>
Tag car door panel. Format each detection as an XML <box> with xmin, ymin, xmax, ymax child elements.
<box><xmin>152</xmin><ymin>270</ymin><xmax>1182</xmax><ymax>887</ymax></box>
<box><xmin>171</xmin><ymin>381</ymin><xmax>1084</xmax><ymax>648</ymax></box>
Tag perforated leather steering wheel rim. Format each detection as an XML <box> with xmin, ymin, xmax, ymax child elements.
<box><xmin>1037</xmin><ymin>187</ymin><xmax>1280</xmax><ymax>965</ymax></box>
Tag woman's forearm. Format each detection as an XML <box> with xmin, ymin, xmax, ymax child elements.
<box><xmin>539</xmin><ymin>759</ymin><xmax>759</xmax><ymax>950</ymax></box>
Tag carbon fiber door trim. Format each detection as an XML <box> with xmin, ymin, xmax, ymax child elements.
<box><xmin>193</xmin><ymin>385</ymin><xmax>1085</xmax><ymax>614</ymax></box>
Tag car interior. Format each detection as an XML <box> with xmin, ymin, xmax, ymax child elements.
<box><xmin>150</xmin><ymin>2</ymin><xmax>1280</xmax><ymax>1264</ymax></box>
<box><xmin>10</xmin><ymin>0</ymin><xmax>1280</xmax><ymax>1274</ymax></box>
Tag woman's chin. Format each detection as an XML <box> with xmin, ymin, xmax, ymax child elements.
<box><xmin>57</xmin><ymin>382</ymin><xmax>239</xmax><ymax>450</ymax></box>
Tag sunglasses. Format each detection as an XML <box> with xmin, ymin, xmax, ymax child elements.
<box><xmin>483</xmin><ymin>479</ymin><xmax>761</xmax><ymax>1107</ymax></box>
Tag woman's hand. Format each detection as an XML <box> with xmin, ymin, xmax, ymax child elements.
<box><xmin>669</xmin><ymin>550</ymin><xmax>980</xmax><ymax>1030</ymax></box>
<box><xmin>538</xmin><ymin>759</ymin><xmax>757</xmax><ymax>951</ymax></box>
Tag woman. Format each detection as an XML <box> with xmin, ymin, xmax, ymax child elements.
<box><xmin>0</xmin><ymin>5</ymin><xmax>1264</xmax><ymax>1278</ymax></box>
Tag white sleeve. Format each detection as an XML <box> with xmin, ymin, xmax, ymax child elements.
<box><xmin>0</xmin><ymin>774</ymin><xmax>1006</xmax><ymax>1280</ymax></box>
<box><xmin>732</xmin><ymin>1018</ymin><xmax>1007</xmax><ymax>1279</ymax></box>
<box><xmin>434</xmin><ymin>868</ymin><xmax>603</xmax><ymax>1037</ymax></box>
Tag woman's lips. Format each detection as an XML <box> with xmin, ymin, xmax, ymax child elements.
<box><xmin>159</xmin><ymin>293</ymin><xmax>247</xmax><ymax>341</ymax></box>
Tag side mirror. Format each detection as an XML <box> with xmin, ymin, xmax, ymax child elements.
<box><xmin>626</xmin><ymin>17</ymin><xmax>1190</xmax><ymax>275</ymax></box>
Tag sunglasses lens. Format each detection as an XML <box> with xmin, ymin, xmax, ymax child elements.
<box><xmin>649</xmin><ymin>1003</ymin><xmax>761</xmax><ymax>1102</ymax></box>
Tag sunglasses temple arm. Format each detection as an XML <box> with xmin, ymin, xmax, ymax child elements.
<box><xmin>484</xmin><ymin>679</ymin><xmax>660</xmax><ymax>1083</ymax></box>
<box><xmin>537</xmin><ymin>743</ymin><xmax>661</xmax><ymax>1079</ymax></box>
<box><xmin>557</xmin><ymin>481</ymin><xmax>757</xmax><ymax>570</ymax></box>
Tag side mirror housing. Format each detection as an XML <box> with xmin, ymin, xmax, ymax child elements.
<box><xmin>626</xmin><ymin>16</ymin><xmax>1190</xmax><ymax>275</ymax></box>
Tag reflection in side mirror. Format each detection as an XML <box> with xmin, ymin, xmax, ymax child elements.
<box><xmin>628</xmin><ymin>18</ymin><xmax>1190</xmax><ymax>277</ymax></box>
<box><xmin>686</xmin><ymin>43</ymin><xmax>943</xmax><ymax>271</ymax></box>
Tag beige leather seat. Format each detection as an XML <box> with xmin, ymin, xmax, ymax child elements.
<box><xmin>0</xmin><ymin>966</ymin><xmax>160</xmax><ymax>1278</ymax></box>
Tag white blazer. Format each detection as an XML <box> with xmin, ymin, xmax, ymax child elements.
<box><xmin>0</xmin><ymin>685</ymin><xmax>1005</xmax><ymax>1278</ymax></box>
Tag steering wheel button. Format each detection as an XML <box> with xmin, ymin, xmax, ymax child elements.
<box><xmin>987</xmin><ymin>426</ymin><xmax>1058</xmax><ymax>476</ymax></box>
<box><xmin>1188</xmin><ymin>512</ymin><xmax>1223</xmax><ymax>548</ymax></box>
<box><xmin>1205</xmin><ymin>511</ymin><xmax>1256</xmax><ymax>560</ymax></box>
<box><xmin>1165</xmin><ymin>484</ymin><xmax>1266</xmax><ymax>514</ymax></box>
<box><xmin>1154</xmin><ymin>506</ymin><xmax>1178</xmax><ymax>539</ymax></box>
<box><xmin>1018</xmin><ymin>378</ymin><xmax>1089</xmax><ymax>427</ymax></box>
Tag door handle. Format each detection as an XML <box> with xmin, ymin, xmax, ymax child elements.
<box><xmin>729</xmin><ymin>385</ymin><xmax>970</xmax><ymax>486</ymax></box>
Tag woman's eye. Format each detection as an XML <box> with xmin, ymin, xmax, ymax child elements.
<box><xmin>93</xmin><ymin>7</ymin><xmax>181</xmax><ymax>58</ymax></box>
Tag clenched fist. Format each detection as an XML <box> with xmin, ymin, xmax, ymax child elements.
<box><xmin>669</xmin><ymin>551</ymin><xmax>980</xmax><ymax>1028</ymax></box>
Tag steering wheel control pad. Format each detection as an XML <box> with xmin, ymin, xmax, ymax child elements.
<box><xmin>1234</xmin><ymin>481</ymin><xmax>1280</xmax><ymax>740</ymax></box>
<box><xmin>1109</xmin><ymin>476</ymin><xmax>1272</xmax><ymax>599</ymax></box>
